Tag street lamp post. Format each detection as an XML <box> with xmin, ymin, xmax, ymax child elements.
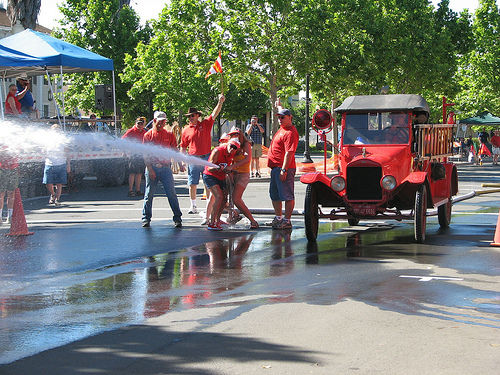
<box><xmin>302</xmin><ymin>74</ymin><xmax>314</xmax><ymax>163</ymax></box>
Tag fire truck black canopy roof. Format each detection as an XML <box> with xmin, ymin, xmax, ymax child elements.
<box><xmin>335</xmin><ymin>94</ymin><xmax>430</xmax><ymax>114</ymax></box>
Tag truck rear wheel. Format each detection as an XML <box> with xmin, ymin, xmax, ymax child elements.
<box><xmin>305</xmin><ymin>184</ymin><xmax>319</xmax><ymax>242</ymax></box>
<box><xmin>414</xmin><ymin>184</ymin><xmax>427</xmax><ymax>243</ymax></box>
<box><xmin>438</xmin><ymin>187</ymin><xmax>452</xmax><ymax>228</ymax></box>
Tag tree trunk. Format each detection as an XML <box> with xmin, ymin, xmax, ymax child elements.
<box><xmin>7</xmin><ymin>0</ymin><xmax>41</xmax><ymax>30</ymax></box>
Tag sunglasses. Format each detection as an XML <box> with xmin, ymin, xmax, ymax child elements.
<box><xmin>229</xmin><ymin>145</ymin><xmax>238</xmax><ymax>150</ymax></box>
<box><xmin>137</xmin><ymin>121</ymin><xmax>144</xmax><ymax>125</ymax></box>
<box><xmin>189</xmin><ymin>114</ymin><xmax>198</xmax><ymax>118</ymax></box>
<box><xmin>277</xmin><ymin>115</ymin><xmax>286</xmax><ymax>119</ymax></box>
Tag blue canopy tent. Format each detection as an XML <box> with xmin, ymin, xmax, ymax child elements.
<box><xmin>0</xmin><ymin>44</ymin><xmax>44</xmax><ymax>120</ymax></box>
<box><xmin>0</xmin><ymin>29</ymin><xmax>115</xmax><ymax>128</ymax></box>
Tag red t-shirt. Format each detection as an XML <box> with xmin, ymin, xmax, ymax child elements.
<box><xmin>143</xmin><ymin>127</ymin><xmax>178</xmax><ymax>164</ymax></box>
<box><xmin>203</xmin><ymin>144</ymin><xmax>234</xmax><ymax>180</ymax></box>
<box><xmin>267</xmin><ymin>125</ymin><xmax>299</xmax><ymax>169</ymax></box>
<box><xmin>491</xmin><ymin>135</ymin><xmax>500</xmax><ymax>147</ymax></box>
<box><xmin>122</xmin><ymin>125</ymin><xmax>146</xmax><ymax>142</ymax></box>
<box><xmin>0</xmin><ymin>146</ymin><xmax>18</xmax><ymax>169</ymax></box>
<box><xmin>180</xmin><ymin>116</ymin><xmax>214</xmax><ymax>156</ymax></box>
<box><xmin>5</xmin><ymin>92</ymin><xmax>21</xmax><ymax>116</ymax></box>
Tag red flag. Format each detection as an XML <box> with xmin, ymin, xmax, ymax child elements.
<box><xmin>205</xmin><ymin>51</ymin><xmax>223</xmax><ymax>79</ymax></box>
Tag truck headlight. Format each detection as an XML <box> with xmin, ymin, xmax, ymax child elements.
<box><xmin>330</xmin><ymin>176</ymin><xmax>346</xmax><ymax>192</ymax></box>
<box><xmin>381</xmin><ymin>175</ymin><xmax>397</xmax><ymax>191</ymax></box>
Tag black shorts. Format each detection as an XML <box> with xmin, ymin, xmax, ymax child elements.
<box><xmin>128</xmin><ymin>156</ymin><xmax>145</xmax><ymax>174</ymax></box>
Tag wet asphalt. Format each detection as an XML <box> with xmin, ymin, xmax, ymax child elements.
<box><xmin>0</xmin><ymin>158</ymin><xmax>499</xmax><ymax>373</ymax></box>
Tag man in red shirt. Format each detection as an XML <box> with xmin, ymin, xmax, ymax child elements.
<box><xmin>266</xmin><ymin>99</ymin><xmax>299</xmax><ymax>230</ymax></box>
<box><xmin>491</xmin><ymin>130</ymin><xmax>500</xmax><ymax>165</ymax></box>
<box><xmin>122</xmin><ymin>116</ymin><xmax>147</xmax><ymax>196</ymax></box>
<box><xmin>180</xmin><ymin>94</ymin><xmax>225</xmax><ymax>214</ymax></box>
<box><xmin>0</xmin><ymin>145</ymin><xmax>19</xmax><ymax>224</ymax></box>
<box><xmin>142</xmin><ymin>111</ymin><xmax>182</xmax><ymax>228</ymax></box>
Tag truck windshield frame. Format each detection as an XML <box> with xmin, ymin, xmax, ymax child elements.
<box><xmin>342</xmin><ymin>112</ymin><xmax>410</xmax><ymax>145</ymax></box>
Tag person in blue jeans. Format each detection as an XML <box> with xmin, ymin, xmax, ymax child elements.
<box><xmin>142</xmin><ymin>111</ymin><xmax>182</xmax><ymax>228</ymax></box>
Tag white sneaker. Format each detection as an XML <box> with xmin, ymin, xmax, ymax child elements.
<box><xmin>5</xmin><ymin>216</ymin><xmax>11</xmax><ymax>224</ymax></box>
<box><xmin>188</xmin><ymin>206</ymin><xmax>198</xmax><ymax>214</ymax></box>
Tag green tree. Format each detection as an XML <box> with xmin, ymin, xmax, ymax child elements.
<box><xmin>223</xmin><ymin>83</ymin><xmax>269</xmax><ymax>122</ymax></box>
<box><xmin>122</xmin><ymin>0</ymin><xmax>221</xmax><ymax>127</ymax></box>
<box><xmin>456</xmin><ymin>0</ymin><xmax>500</xmax><ymax>118</ymax></box>
<box><xmin>216</xmin><ymin>0</ymin><xmax>306</xmax><ymax>133</ymax></box>
<box><xmin>54</xmin><ymin>0</ymin><xmax>146</xmax><ymax>122</ymax></box>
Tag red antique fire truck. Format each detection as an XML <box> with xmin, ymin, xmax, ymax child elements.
<box><xmin>300</xmin><ymin>94</ymin><xmax>458</xmax><ymax>243</ymax></box>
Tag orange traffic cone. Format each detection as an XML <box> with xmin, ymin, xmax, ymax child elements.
<box><xmin>5</xmin><ymin>188</ymin><xmax>34</xmax><ymax>237</ymax></box>
<box><xmin>491</xmin><ymin>209</ymin><xmax>500</xmax><ymax>246</ymax></box>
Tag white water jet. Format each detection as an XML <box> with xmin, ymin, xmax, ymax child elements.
<box><xmin>0</xmin><ymin>120</ymin><xmax>218</xmax><ymax>168</ymax></box>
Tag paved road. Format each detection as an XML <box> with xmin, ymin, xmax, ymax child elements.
<box><xmin>0</xmin><ymin>160</ymin><xmax>499</xmax><ymax>374</ymax></box>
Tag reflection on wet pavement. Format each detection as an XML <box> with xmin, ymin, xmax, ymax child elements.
<box><xmin>1</xmin><ymin>219</ymin><xmax>499</xmax><ymax>364</ymax></box>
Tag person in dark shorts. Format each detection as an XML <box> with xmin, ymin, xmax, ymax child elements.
<box><xmin>122</xmin><ymin>117</ymin><xmax>147</xmax><ymax>196</ymax></box>
<box><xmin>202</xmin><ymin>138</ymin><xmax>240</xmax><ymax>231</ymax></box>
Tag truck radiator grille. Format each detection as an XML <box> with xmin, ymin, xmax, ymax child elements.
<box><xmin>346</xmin><ymin>166</ymin><xmax>382</xmax><ymax>200</ymax></box>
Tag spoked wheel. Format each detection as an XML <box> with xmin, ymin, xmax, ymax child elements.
<box><xmin>438</xmin><ymin>186</ymin><xmax>452</xmax><ymax>228</ymax></box>
<box><xmin>305</xmin><ymin>184</ymin><xmax>319</xmax><ymax>242</ymax></box>
<box><xmin>414</xmin><ymin>184</ymin><xmax>427</xmax><ymax>243</ymax></box>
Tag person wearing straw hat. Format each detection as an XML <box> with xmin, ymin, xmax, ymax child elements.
<box><xmin>180</xmin><ymin>94</ymin><xmax>225</xmax><ymax>215</ymax></box>
<box><xmin>16</xmin><ymin>73</ymin><xmax>38</xmax><ymax>118</ymax></box>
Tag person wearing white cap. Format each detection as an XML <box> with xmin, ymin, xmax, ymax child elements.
<box><xmin>141</xmin><ymin>111</ymin><xmax>183</xmax><ymax>228</ymax></box>
<box><xmin>16</xmin><ymin>73</ymin><xmax>37</xmax><ymax>118</ymax></box>
<box><xmin>202</xmin><ymin>138</ymin><xmax>240</xmax><ymax>231</ymax></box>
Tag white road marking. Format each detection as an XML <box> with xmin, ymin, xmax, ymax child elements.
<box><xmin>399</xmin><ymin>275</ymin><xmax>464</xmax><ymax>282</ymax></box>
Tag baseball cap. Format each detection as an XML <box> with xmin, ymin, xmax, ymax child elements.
<box><xmin>154</xmin><ymin>111</ymin><xmax>167</xmax><ymax>120</ymax></box>
<box><xmin>276</xmin><ymin>108</ymin><xmax>291</xmax><ymax>116</ymax></box>
<box><xmin>228</xmin><ymin>126</ymin><xmax>241</xmax><ymax>135</ymax></box>
<box><xmin>229</xmin><ymin>139</ymin><xmax>241</xmax><ymax>149</ymax></box>
<box><xmin>219</xmin><ymin>132</ymin><xmax>230</xmax><ymax>143</ymax></box>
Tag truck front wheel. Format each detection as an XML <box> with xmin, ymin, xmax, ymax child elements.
<box><xmin>305</xmin><ymin>184</ymin><xmax>319</xmax><ymax>242</ymax></box>
<box><xmin>414</xmin><ymin>184</ymin><xmax>427</xmax><ymax>243</ymax></box>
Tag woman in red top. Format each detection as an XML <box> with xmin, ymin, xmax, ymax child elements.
<box><xmin>202</xmin><ymin>138</ymin><xmax>240</xmax><ymax>230</ymax></box>
<box><xmin>5</xmin><ymin>84</ymin><xmax>25</xmax><ymax>117</ymax></box>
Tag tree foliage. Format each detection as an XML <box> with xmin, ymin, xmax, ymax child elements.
<box><xmin>55</xmin><ymin>0</ymin><xmax>500</xmax><ymax>133</ymax></box>
<box><xmin>121</xmin><ymin>0</ymin><xmax>221</xmax><ymax>127</ymax></box>
<box><xmin>54</xmin><ymin>0</ymin><xmax>146</xmax><ymax>122</ymax></box>
<box><xmin>456</xmin><ymin>0</ymin><xmax>500</xmax><ymax>118</ymax></box>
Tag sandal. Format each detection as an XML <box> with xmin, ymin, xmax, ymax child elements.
<box><xmin>128</xmin><ymin>191</ymin><xmax>136</xmax><ymax>197</ymax></box>
<box><xmin>250</xmin><ymin>221</ymin><xmax>259</xmax><ymax>229</ymax></box>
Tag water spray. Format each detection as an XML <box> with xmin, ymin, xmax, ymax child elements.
<box><xmin>0</xmin><ymin>120</ymin><xmax>218</xmax><ymax>168</ymax></box>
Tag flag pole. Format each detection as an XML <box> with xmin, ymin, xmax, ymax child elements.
<box><xmin>221</xmin><ymin>72</ymin><xmax>224</xmax><ymax>95</ymax></box>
